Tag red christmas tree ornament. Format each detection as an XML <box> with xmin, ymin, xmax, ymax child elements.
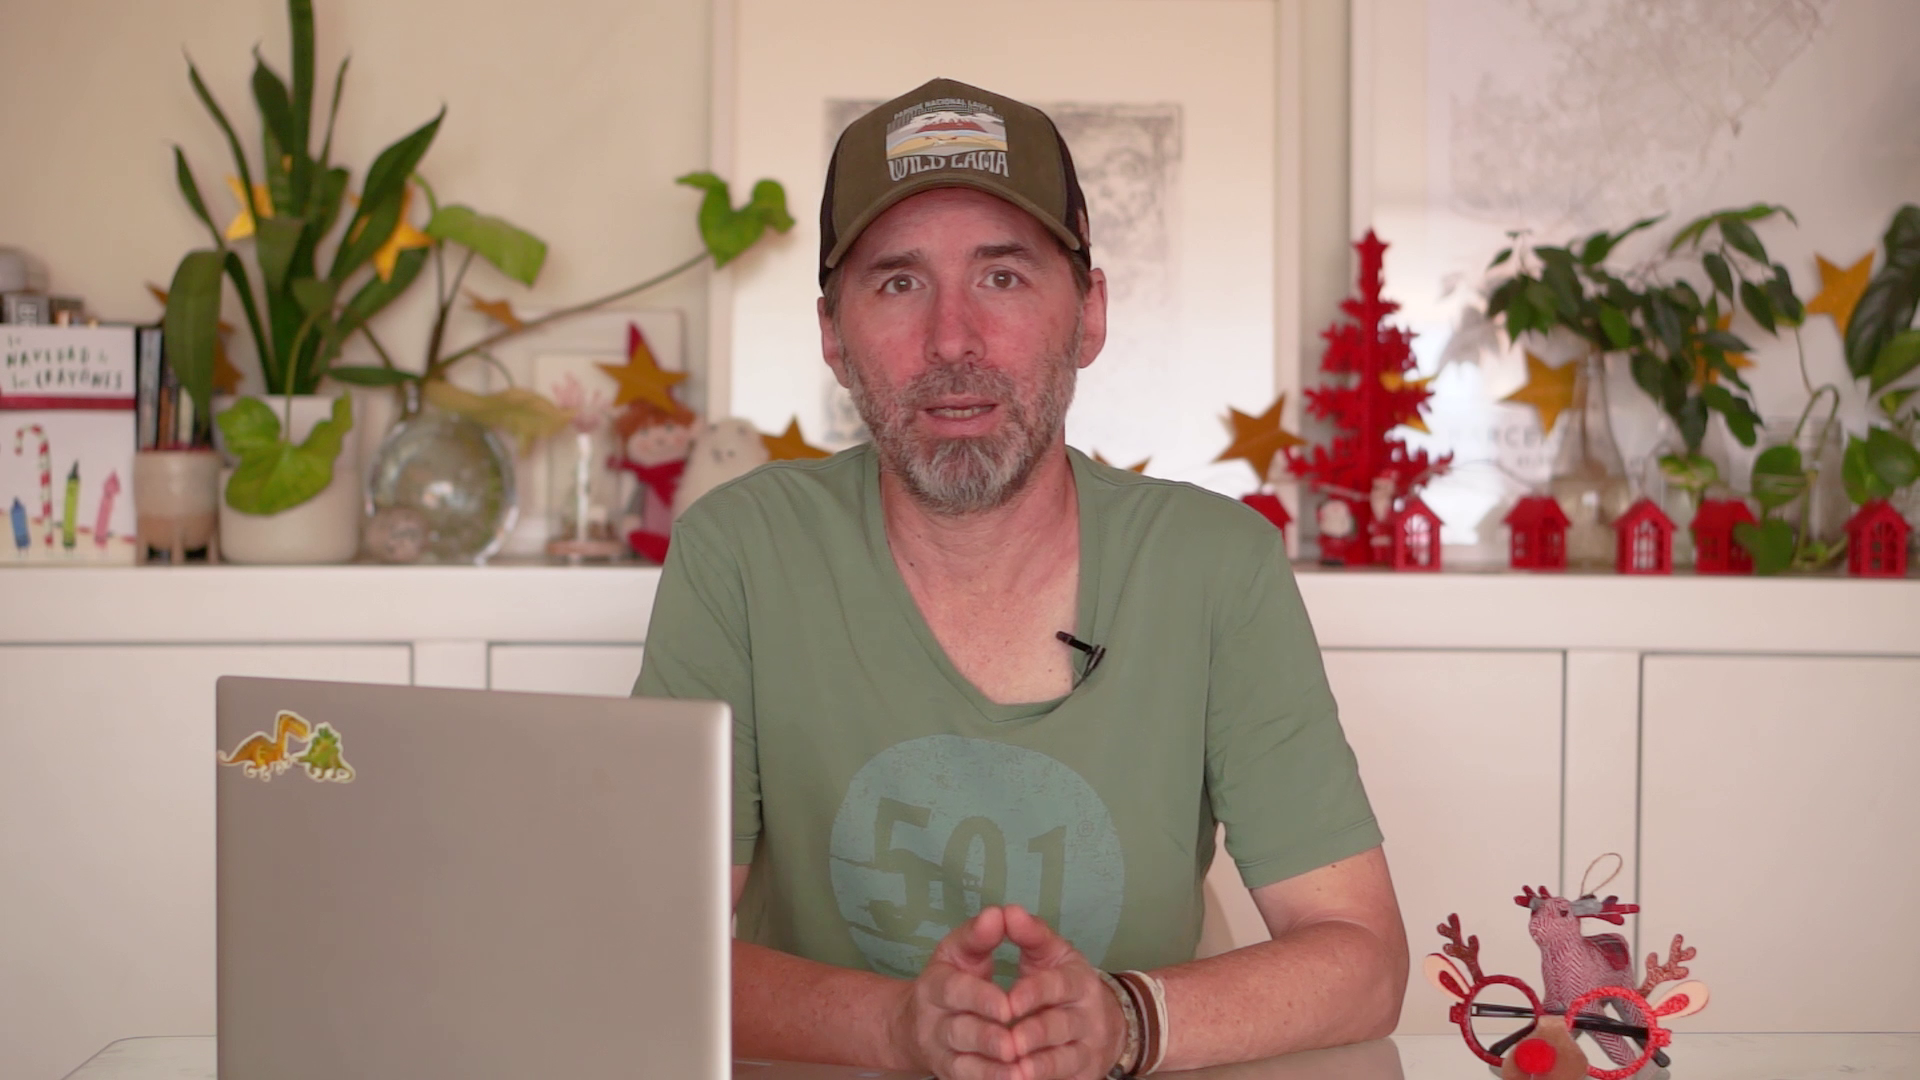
<box><xmin>1287</xmin><ymin>231</ymin><xmax>1450</xmax><ymax>565</ymax></box>
<box><xmin>1691</xmin><ymin>497</ymin><xmax>1755</xmax><ymax>575</ymax></box>
<box><xmin>1613</xmin><ymin>499</ymin><xmax>1674</xmax><ymax>575</ymax></box>
<box><xmin>1390</xmin><ymin>496</ymin><xmax>1443</xmax><ymax>571</ymax></box>
<box><xmin>1241</xmin><ymin>492</ymin><xmax>1292</xmax><ymax>541</ymax></box>
<box><xmin>1846</xmin><ymin>499</ymin><xmax>1910</xmax><ymax>577</ymax></box>
<box><xmin>1503</xmin><ymin>496</ymin><xmax>1569</xmax><ymax>571</ymax></box>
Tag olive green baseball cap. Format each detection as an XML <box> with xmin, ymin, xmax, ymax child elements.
<box><xmin>819</xmin><ymin>77</ymin><xmax>1092</xmax><ymax>287</ymax></box>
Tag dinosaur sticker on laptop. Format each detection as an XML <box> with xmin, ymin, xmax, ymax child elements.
<box><xmin>219</xmin><ymin>710</ymin><xmax>356</xmax><ymax>783</ymax></box>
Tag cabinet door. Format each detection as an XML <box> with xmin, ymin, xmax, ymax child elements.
<box><xmin>487</xmin><ymin>644</ymin><xmax>646</xmax><ymax>696</ymax></box>
<box><xmin>0</xmin><ymin>645</ymin><xmax>410</xmax><ymax>1080</ymax></box>
<box><xmin>1641</xmin><ymin>655</ymin><xmax>1920</xmax><ymax>1033</ymax></box>
<box><xmin>1329</xmin><ymin>650</ymin><xmax>1564</xmax><ymax>1034</ymax></box>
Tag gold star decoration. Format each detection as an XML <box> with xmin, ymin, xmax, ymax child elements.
<box><xmin>763</xmin><ymin>418</ymin><xmax>831</xmax><ymax>461</ymax></box>
<box><xmin>1695</xmin><ymin>313</ymin><xmax>1756</xmax><ymax>387</ymax></box>
<box><xmin>597</xmin><ymin>323</ymin><xmax>688</xmax><ymax>412</ymax></box>
<box><xmin>1502</xmin><ymin>352</ymin><xmax>1579</xmax><ymax>434</ymax></box>
<box><xmin>1213</xmin><ymin>394</ymin><xmax>1305</xmax><ymax>480</ymax></box>
<box><xmin>370</xmin><ymin>185</ymin><xmax>433</xmax><ymax>282</ymax></box>
<box><xmin>223</xmin><ymin>176</ymin><xmax>274</xmax><ymax>241</ymax></box>
<box><xmin>1804</xmin><ymin>252</ymin><xmax>1874</xmax><ymax>338</ymax></box>
<box><xmin>146</xmin><ymin>284</ymin><xmax>244</xmax><ymax>394</ymax></box>
<box><xmin>466</xmin><ymin>291</ymin><xmax>523</xmax><ymax>331</ymax></box>
<box><xmin>1092</xmin><ymin>451</ymin><xmax>1151</xmax><ymax>473</ymax></box>
<box><xmin>1380</xmin><ymin>371</ymin><xmax>1435</xmax><ymax>433</ymax></box>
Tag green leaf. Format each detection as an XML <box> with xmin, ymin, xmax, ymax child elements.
<box><xmin>254</xmin><ymin>215</ymin><xmax>307</xmax><ymax>292</ymax></box>
<box><xmin>1864</xmin><ymin>426</ymin><xmax>1920</xmax><ymax>492</ymax></box>
<box><xmin>1667</xmin><ymin>213</ymin><xmax>1714</xmax><ymax>253</ymax></box>
<box><xmin>1701</xmin><ymin>329</ymin><xmax>1751</xmax><ymax>353</ymax></box>
<box><xmin>328</xmin><ymin>365</ymin><xmax>419</xmax><ymax>387</ymax></box>
<box><xmin>308</xmin><ymin>166</ymin><xmax>350</xmax><ymax>238</ymax></box>
<box><xmin>223</xmin><ymin>394</ymin><xmax>353</xmax><ymax>515</ymax></box>
<box><xmin>1868</xmin><ymin>328</ymin><xmax>1920</xmax><ymax>392</ymax></box>
<box><xmin>677</xmin><ymin>172</ymin><xmax>796</xmax><ymax>268</ymax></box>
<box><xmin>1728</xmin><ymin>202</ymin><xmax>1796</xmax><ymax>226</ymax></box>
<box><xmin>187</xmin><ymin>59</ymin><xmax>260</xmax><ymax>228</ymax></box>
<box><xmin>1676</xmin><ymin>393</ymin><xmax>1708</xmax><ymax>452</ymax></box>
<box><xmin>260</xmin><ymin>127</ymin><xmax>295</xmax><ymax>234</ymax></box>
<box><xmin>330</xmin><ymin>110</ymin><xmax>444</xmax><ymax>281</ymax></box>
<box><xmin>163</xmin><ymin>250</ymin><xmax>227</xmax><ymax>437</ymax></box>
<box><xmin>1845</xmin><ymin>204</ymin><xmax>1920</xmax><ymax>379</ymax></box>
<box><xmin>1486</xmin><ymin>276</ymin><xmax>1523</xmax><ymax>319</ymax></box>
<box><xmin>1739</xmin><ymin>280</ymin><xmax>1776</xmax><ymax>334</ymax></box>
<box><xmin>1658</xmin><ymin>452</ymin><xmax>1720</xmax><ymax>492</ymax></box>
<box><xmin>291</xmin><ymin>277</ymin><xmax>337</xmax><ymax>318</ymax></box>
<box><xmin>1881</xmin><ymin>386</ymin><xmax>1920</xmax><ymax>419</ymax></box>
<box><xmin>1703</xmin><ymin>252</ymin><xmax>1733</xmax><ymax>298</ymax></box>
<box><xmin>1750</xmin><ymin>444</ymin><xmax>1808</xmax><ymax>511</ymax></box>
<box><xmin>1543</xmin><ymin>261</ymin><xmax>1582</xmax><ymax>319</ymax></box>
<box><xmin>288</xmin><ymin>0</ymin><xmax>316</xmax><ymax>160</ymax></box>
<box><xmin>1768</xmin><ymin>263</ymin><xmax>1804</xmax><ymax>326</ymax></box>
<box><xmin>1733</xmin><ymin>519</ymin><xmax>1796</xmax><ymax>575</ymax></box>
<box><xmin>1598</xmin><ymin>303</ymin><xmax>1632</xmax><ymax>348</ymax></box>
<box><xmin>1720</xmin><ymin>219</ymin><xmax>1768</xmax><ymax>264</ymax></box>
<box><xmin>1700</xmin><ymin>383</ymin><xmax>1760</xmax><ymax>446</ymax></box>
<box><xmin>250</xmin><ymin>51</ymin><xmax>296</xmax><ymax>164</ymax></box>
<box><xmin>1844</xmin><ymin>435</ymin><xmax>1890</xmax><ymax>504</ymax></box>
<box><xmin>1504</xmin><ymin>292</ymin><xmax>1536</xmax><ymax>340</ymax></box>
<box><xmin>1630</xmin><ymin>351</ymin><xmax>1667</xmax><ymax>402</ymax></box>
<box><xmin>316</xmin><ymin>56</ymin><xmax>350</xmax><ymax>168</ymax></box>
<box><xmin>173</xmin><ymin>147</ymin><xmax>221</xmax><ymax>248</ymax></box>
<box><xmin>1579</xmin><ymin>231</ymin><xmax>1614</xmax><ymax>266</ymax></box>
<box><xmin>1610</xmin><ymin>214</ymin><xmax>1663</xmax><ymax>249</ymax></box>
<box><xmin>426</xmin><ymin>205</ymin><xmax>548</xmax><ymax>285</ymax></box>
<box><xmin>1649</xmin><ymin>293</ymin><xmax>1683</xmax><ymax>354</ymax></box>
<box><xmin>332</xmin><ymin>245</ymin><xmax>429</xmax><ymax>344</ymax></box>
<box><xmin>1489</xmin><ymin>247</ymin><xmax>1512</xmax><ymax>269</ymax></box>
<box><xmin>215</xmin><ymin>396</ymin><xmax>282</xmax><ymax>457</ymax></box>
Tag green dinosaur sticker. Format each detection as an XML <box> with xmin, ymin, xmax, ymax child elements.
<box><xmin>295</xmin><ymin>723</ymin><xmax>356</xmax><ymax>783</ymax></box>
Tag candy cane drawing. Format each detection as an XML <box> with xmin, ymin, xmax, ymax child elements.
<box><xmin>13</xmin><ymin>423</ymin><xmax>52</xmax><ymax>548</ymax></box>
<box><xmin>93</xmin><ymin>470</ymin><xmax>121</xmax><ymax>549</ymax></box>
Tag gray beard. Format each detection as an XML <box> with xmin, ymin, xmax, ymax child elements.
<box><xmin>841</xmin><ymin>323</ymin><xmax>1081</xmax><ymax>517</ymax></box>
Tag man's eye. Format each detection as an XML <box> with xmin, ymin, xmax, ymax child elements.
<box><xmin>986</xmin><ymin>270</ymin><xmax>1019</xmax><ymax>289</ymax></box>
<box><xmin>882</xmin><ymin>275</ymin><xmax>916</xmax><ymax>294</ymax></box>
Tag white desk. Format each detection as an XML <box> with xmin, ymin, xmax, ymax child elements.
<box><xmin>61</xmin><ymin>1034</ymin><xmax>1920</xmax><ymax>1079</ymax></box>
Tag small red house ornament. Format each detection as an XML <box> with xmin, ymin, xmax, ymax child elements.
<box><xmin>1846</xmin><ymin>499</ymin><xmax>1910</xmax><ymax>578</ymax></box>
<box><xmin>1391</xmin><ymin>496</ymin><xmax>1443</xmax><ymax>571</ymax></box>
<box><xmin>1241</xmin><ymin>493</ymin><xmax>1292</xmax><ymax>543</ymax></box>
<box><xmin>1614</xmin><ymin>498</ymin><xmax>1674</xmax><ymax>575</ymax></box>
<box><xmin>1691</xmin><ymin>498</ymin><xmax>1755</xmax><ymax>575</ymax></box>
<box><xmin>1504</xmin><ymin>495</ymin><xmax>1569</xmax><ymax>571</ymax></box>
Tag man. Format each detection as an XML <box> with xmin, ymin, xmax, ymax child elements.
<box><xmin>635</xmin><ymin>78</ymin><xmax>1408</xmax><ymax>1080</ymax></box>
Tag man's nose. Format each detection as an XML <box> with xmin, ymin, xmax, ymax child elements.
<box><xmin>926</xmin><ymin>281</ymin><xmax>986</xmax><ymax>365</ymax></box>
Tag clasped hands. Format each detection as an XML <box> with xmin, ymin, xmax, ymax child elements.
<box><xmin>893</xmin><ymin>904</ymin><xmax>1127</xmax><ymax>1080</ymax></box>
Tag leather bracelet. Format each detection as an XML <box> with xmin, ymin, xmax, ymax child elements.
<box><xmin>1097</xmin><ymin>969</ymin><xmax>1142</xmax><ymax>1078</ymax></box>
<box><xmin>1113</xmin><ymin>970</ymin><xmax>1168</xmax><ymax>1076</ymax></box>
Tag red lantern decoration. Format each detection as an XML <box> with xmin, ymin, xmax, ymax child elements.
<box><xmin>1613</xmin><ymin>499</ymin><xmax>1674</xmax><ymax>575</ymax></box>
<box><xmin>1503</xmin><ymin>495</ymin><xmax>1569</xmax><ymax>571</ymax></box>
<box><xmin>1690</xmin><ymin>498</ymin><xmax>1755</xmax><ymax>575</ymax></box>
<box><xmin>1846</xmin><ymin>499</ymin><xmax>1910</xmax><ymax>578</ymax></box>
<box><xmin>1391</xmin><ymin>496</ymin><xmax>1443</xmax><ymax>572</ymax></box>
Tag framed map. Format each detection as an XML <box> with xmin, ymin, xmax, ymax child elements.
<box><xmin>1353</xmin><ymin>0</ymin><xmax>1919</xmax><ymax>560</ymax></box>
<box><xmin>711</xmin><ymin>0</ymin><xmax>1287</xmax><ymax>495</ymax></box>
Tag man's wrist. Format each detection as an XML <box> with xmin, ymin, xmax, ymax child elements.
<box><xmin>1110</xmin><ymin>970</ymin><xmax>1169</xmax><ymax>1076</ymax></box>
<box><xmin>1096</xmin><ymin>970</ymin><xmax>1142</xmax><ymax>1077</ymax></box>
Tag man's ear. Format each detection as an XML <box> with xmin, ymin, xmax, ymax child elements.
<box><xmin>1076</xmin><ymin>267</ymin><xmax>1110</xmax><ymax>370</ymax></box>
<box><xmin>818</xmin><ymin>296</ymin><xmax>852</xmax><ymax>389</ymax></box>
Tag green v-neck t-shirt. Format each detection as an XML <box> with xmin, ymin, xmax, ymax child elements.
<box><xmin>633</xmin><ymin>445</ymin><xmax>1380</xmax><ymax>979</ymax></box>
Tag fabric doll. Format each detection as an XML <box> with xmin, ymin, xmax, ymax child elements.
<box><xmin>612</xmin><ymin>399</ymin><xmax>696</xmax><ymax>564</ymax></box>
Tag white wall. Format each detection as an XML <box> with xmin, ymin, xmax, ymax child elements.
<box><xmin>0</xmin><ymin>0</ymin><xmax>1355</xmax><ymax>414</ymax></box>
<box><xmin>0</xmin><ymin>0</ymin><xmax>715</xmax><ymax>393</ymax></box>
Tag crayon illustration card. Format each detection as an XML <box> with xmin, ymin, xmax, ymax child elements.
<box><xmin>2</xmin><ymin>327</ymin><xmax>139</xmax><ymax>564</ymax></box>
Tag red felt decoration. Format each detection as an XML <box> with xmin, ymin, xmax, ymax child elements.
<box><xmin>1513</xmin><ymin>1038</ymin><xmax>1558</xmax><ymax>1075</ymax></box>
<box><xmin>1390</xmin><ymin>496</ymin><xmax>1443</xmax><ymax>571</ymax></box>
<box><xmin>1240</xmin><ymin>493</ymin><xmax>1292</xmax><ymax>540</ymax></box>
<box><xmin>1691</xmin><ymin>497</ymin><xmax>1755</xmax><ymax>575</ymax></box>
<box><xmin>1287</xmin><ymin>231</ymin><xmax>1449</xmax><ymax>565</ymax></box>
<box><xmin>1846</xmin><ymin>499</ymin><xmax>1910</xmax><ymax>577</ymax></box>
<box><xmin>1504</xmin><ymin>496</ymin><xmax>1569</xmax><ymax>571</ymax></box>
<box><xmin>1612</xmin><ymin>499</ymin><xmax>1673</xmax><ymax>575</ymax></box>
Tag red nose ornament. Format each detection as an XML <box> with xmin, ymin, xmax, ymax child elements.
<box><xmin>1499</xmin><ymin>1016</ymin><xmax>1589</xmax><ymax>1080</ymax></box>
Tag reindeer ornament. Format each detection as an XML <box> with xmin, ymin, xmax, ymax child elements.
<box><xmin>1424</xmin><ymin>856</ymin><xmax>1709</xmax><ymax>1080</ymax></box>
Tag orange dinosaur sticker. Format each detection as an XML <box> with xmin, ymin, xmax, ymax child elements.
<box><xmin>218</xmin><ymin>711</ymin><xmax>355</xmax><ymax>783</ymax></box>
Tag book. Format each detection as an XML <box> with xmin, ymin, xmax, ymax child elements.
<box><xmin>2</xmin><ymin>325</ymin><xmax>139</xmax><ymax>564</ymax></box>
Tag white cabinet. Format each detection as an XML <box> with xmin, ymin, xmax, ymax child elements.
<box><xmin>0</xmin><ymin>645</ymin><xmax>410</xmax><ymax>1080</ymax></box>
<box><xmin>487</xmin><ymin>644</ymin><xmax>646</xmax><ymax>696</ymax></box>
<box><xmin>1640</xmin><ymin>655</ymin><xmax>1920</xmax><ymax>1034</ymax></box>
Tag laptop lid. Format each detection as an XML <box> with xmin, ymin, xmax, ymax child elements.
<box><xmin>216</xmin><ymin>676</ymin><xmax>729</xmax><ymax>1080</ymax></box>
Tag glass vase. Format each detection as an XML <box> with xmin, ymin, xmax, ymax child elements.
<box><xmin>1755</xmin><ymin>413</ymin><xmax>1848</xmax><ymax>562</ymax></box>
<box><xmin>544</xmin><ymin>423</ymin><xmax>625</xmax><ymax>561</ymax></box>
<box><xmin>1546</xmin><ymin>351</ymin><xmax>1633</xmax><ymax>569</ymax></box>
<box><xmin>364</xmin><ymin>381</ymin><xmax>518</xmax><ymax>564</ymax></box>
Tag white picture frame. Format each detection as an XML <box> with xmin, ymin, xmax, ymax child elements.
<box><xmin>708</xmin><ymin>0</ymin><xmax>1305</xmax><ymax>499</ymax></box>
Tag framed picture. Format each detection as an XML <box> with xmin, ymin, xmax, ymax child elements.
<box><xmin>709</xmin><ymin>0</ymin><xmax>1298</xmax><ymax>495</ymax></box>
<box><xmin>1351</xmin><ymin>0</ymin><xmax>1918</xmax><ymax>560</ymax></box>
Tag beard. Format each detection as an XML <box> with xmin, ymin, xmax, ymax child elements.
<box><xmin>841</xmin><ymin>321</ymin><xmax>1081</xmax><ymax>516</ymax></box>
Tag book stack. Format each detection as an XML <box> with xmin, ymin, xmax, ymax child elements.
<box><xmin>2</xmin><ymin>325</ymin><xmax>141</xmax><ymax>564</ymax></box>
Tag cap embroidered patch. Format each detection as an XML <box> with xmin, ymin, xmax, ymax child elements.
<box><xmin>885</xmin><ymin>97</ymin><xmax>1009</xmax><ymax>182</ymax></box>
<box><xmin>219</xmin><ymin>710</ymin><xmax>356</xmax><ymax>783</ymax></box>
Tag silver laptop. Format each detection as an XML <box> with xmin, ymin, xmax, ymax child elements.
<box><xmin>215</xmin><ymin>675</ymin><xmax>734</xmax><ymax>1079</ymax></box>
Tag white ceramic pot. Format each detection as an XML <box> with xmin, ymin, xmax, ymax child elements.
<box><xmin>215</xmin><ymin>393</ymin><xmax>362</xmax><ymax>564</ymax></box>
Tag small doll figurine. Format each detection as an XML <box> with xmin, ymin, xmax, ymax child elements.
<box><xmin>672</xmin><ymin>418</ymin><xmax>771</xmax><ymax>521</ymax></box>
<box><xmin>612</xmin><ymin>399</ymin><xmax>697</xmax><ymax>564</ymax></box>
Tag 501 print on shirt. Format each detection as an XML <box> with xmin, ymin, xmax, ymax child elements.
<box><xmin>828</xmin><ymin>735</ymin><xmax>1125</xmax><ymax>982</ymax></box>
